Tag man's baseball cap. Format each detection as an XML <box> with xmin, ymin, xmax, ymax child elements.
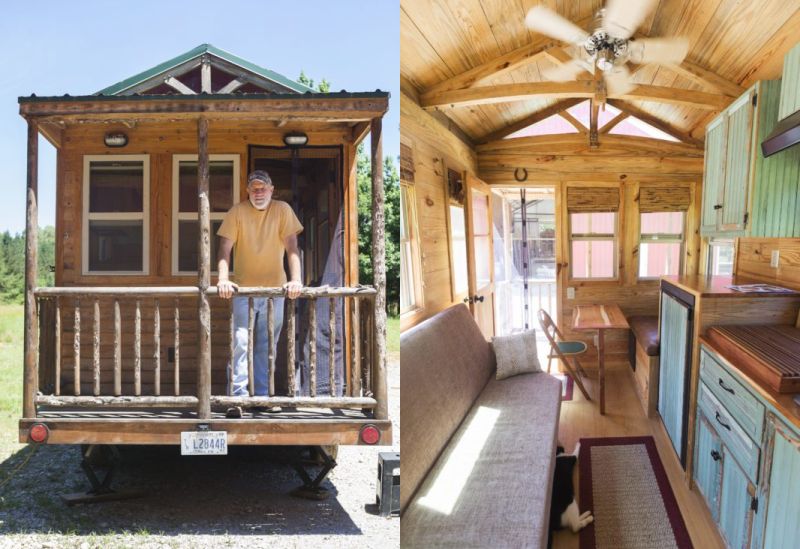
<box><xmin>247</xmin><ymin>170</ymin><xmax>273</xmax><ymax>185</ymax></box>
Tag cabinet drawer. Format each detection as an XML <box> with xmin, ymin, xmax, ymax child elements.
<box><xmin>697</xmin><ymin>382</ymin><xmax>760</xmax><ymax>483</ymax></box>
<box><xmin>700</xmin><ymin>349</ymin><xmax>765</xmax><ymax>443</ymax></box>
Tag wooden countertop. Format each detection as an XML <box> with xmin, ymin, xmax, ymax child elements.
<box><xmin>662</xmin><ymin>275</ymin><xmax>800</xmax><ymax>298</ymax></box>
<box><xmin>700</xmin><ymin>335</ymin><xmax>800</xmax><ymax>431</ymax></box>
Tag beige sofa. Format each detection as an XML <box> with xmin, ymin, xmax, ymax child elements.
<box><xmin>401</xmin><ymin>304</ymin><xmax>562</xmax><ymax>548</ymax></box>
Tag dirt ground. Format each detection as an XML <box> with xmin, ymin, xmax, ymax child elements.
<box><xmin>0</xmin><ymin>355</ymin><xmax>400</xmax><ymax>549</ymax></box>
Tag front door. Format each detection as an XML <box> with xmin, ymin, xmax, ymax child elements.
<box><xmin>465</xmin><ymin>174</ymin><xmax>495</xmax><ymax>339</ymax></box>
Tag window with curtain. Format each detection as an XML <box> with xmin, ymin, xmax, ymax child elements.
<box><xmin>638</xmin><ymin>186</ymin><xmax>690</xmax><ymax>278</ymax></box>
<box><xmin>83</xmin><ymin>156</ymin><xmax>149</xmax><ymax>274</ymax></box>
<box><xmin>567</xmin><ymin>186</ymin><xmax>619</xmax><ymax>280</ymax></box>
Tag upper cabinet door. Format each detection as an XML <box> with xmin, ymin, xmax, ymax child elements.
<box><xmin>720</xmin><ymin>91</ymin><xmax>756</xmax><ymax>232</ymax></box>
<box><xmin>701</xmin><ymin>115</ymin><xmax>728</xmax><ymax>234</ymax></box>
<box><xmin>778</xmin><ymin>43</ymin><xmax>800</xmax><ymax>120</ymax></box>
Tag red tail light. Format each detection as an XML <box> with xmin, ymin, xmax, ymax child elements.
<box><xmin>360</xmin><ymin>424</ymin><xmax>381</xmax><ymax>445</ymax></box>
<box><xmin>29</xmin><ymin>423</ymin><xmax>49</xmax><ymax>443</ymax></box>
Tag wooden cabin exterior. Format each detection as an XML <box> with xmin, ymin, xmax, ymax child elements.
<box><xmin>18</xmin><ymin>44</ymin><xmax>391</xmax><ymax>449</ymax></box>
<box><xmin>400</xmin><ymin>2</ymin><xmax>800</xmax><ymax>547</ymax></box>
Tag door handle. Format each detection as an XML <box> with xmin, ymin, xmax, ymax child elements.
<box><xmin>463</xmin><ymin>297</ymin><xmax>474</xmax><ymax>304</ymax></box>
<box><xmin>473</xmin><ymin>295</ymin><xmax>485</xmax><ymax>303</ymax></box>
<box><xmin>710</xmin><ymin>449</ymin><xmax>721</xmax><ymax>462</ymax></box>
<box><xmin>718</xmin><ymin>378</ymin><xmax>735</xmax><ymax>395</ymax></box>
<box><xmin>715</xmin><ymin>411</ymin><xmax>731</xmax><ymax>432</ymax></box>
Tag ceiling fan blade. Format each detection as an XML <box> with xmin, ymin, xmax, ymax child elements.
<box><xmin>628</xmin><ymin>37</ymin><xmax>690</xmax><ymax>65</ymax></box>
<box><xmin>603</xmin><ymin>0</ymin><xmax>658</xmax><ymax>39</ymax></box>
<box><xmin>541</xmin><ymin>59</ymin><xmax>590</xmax><ymax>82</ymax></box>
<box><xmin>525</xmin><ymin>6</ymin><xmax>589</xmax><ymax>45</ymax></box>
<box><xmin>605</xmin><ymin>65</ymin><xmax>636</xmax><ymax>96</ymax></box>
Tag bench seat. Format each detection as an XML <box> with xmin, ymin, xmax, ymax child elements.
<box><xmin>628</xmin><ymin>315</ymin><xmax>660</xmax><ymax>417</ymax></box>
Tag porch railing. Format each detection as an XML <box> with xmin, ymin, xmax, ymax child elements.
<box><xmin>32</xmin><ymin>285</ymin><xmax>382</xmax><ymax>415</ymax></box>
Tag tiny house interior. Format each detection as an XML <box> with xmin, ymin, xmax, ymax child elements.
<box><xmin>400</xmin><ymin>2</ymin><xmax>800</xmax><ymax>547</ymax></box>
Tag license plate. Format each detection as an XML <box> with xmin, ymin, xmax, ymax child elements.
<box><xmin>181</xmin><ymin>431</ymin><xmax>228</xmax><ymax>455</ymax></box>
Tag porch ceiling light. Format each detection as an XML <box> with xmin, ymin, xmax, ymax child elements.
<box><xmin>104</xmin><ymin>132</ymin><xmax>128</xmax><ymax>148</ymax></box>
<box><xmin>283</xmin><ymin>131</ymin><xmax>308</xmax><ymax>147</ymax></box>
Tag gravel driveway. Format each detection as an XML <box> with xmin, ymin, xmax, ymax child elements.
<box><xmin>0</xmin><ymin>355</ymin><xmax>400</xmax><ymax>549</ymax></box>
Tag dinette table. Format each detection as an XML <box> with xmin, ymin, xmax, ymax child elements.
<box><xmin>572</xmin><ymin>304</ymin><xmax>630</xmax><ymax>414</ymax></box>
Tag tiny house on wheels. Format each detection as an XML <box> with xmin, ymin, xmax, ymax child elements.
<box><xmin>400</xmin><ymin>1</ymin><xmax>800</xmax><ymax>548</ymax></box>
<box><xmin>17</xmin><ymin>44</ymin><xmax>391</xmax><ymax>497</ymax></box>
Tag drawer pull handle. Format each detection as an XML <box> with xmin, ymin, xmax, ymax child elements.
<box><xmin>718</xmin><ymin>378</ymin><xmax>735</xmax><ymax>395</ymax></box>
<box><xmin>710</xmin><ymin>449</ymin><xmax>721</xmax><ymax>462</ymax></box>
<box><xmin>715</xmin><ymin>411</ymin><xmax>732</xmax><ymax>431</ymax></box>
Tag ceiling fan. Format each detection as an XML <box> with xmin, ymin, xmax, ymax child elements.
<box><xmin>525</xmin><ymin>0</ymin><xmax>689</xmax><ymax>97</ymax></box>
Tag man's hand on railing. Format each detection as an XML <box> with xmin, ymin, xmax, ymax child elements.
<box><xmin>217</xmin><ymin>279</ymin><xmax>239</xmax><ymax>299</ymax></box>
<box><xmin>283</xmin><ymin>280</ymin><xmax>302</xmax><ymax>300</ymax></box>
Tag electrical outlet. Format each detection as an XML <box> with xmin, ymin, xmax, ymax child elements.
<box><xmin>567</xmin><ymin>287</ymin><xmax>575</xmax><ymax>299</ymax></box>
<box><xmin>771</xmin><ymin>250</ymin><xmax>780</xmax><ymax>268</ymax></box>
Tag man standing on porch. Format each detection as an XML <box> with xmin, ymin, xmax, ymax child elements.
<box><xmin>216</xmin><ymin>169</ymin><xmax>304</xmax><ymax>416</ymax></box>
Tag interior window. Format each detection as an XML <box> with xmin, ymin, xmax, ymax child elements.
<box><xmin>639</xmin><ymin>212</ymin><xmax>685</xmax><ymax>278</ymax></box>
<box><xmin>708</xmin><ymin>238</ymin><xmax>734</xmax><ymax>275</ymax></box>
<box><xmin>400</xmin><ymin>183</ymin><xmax>423</xmax><ymax>314</ymax></box>
<box><xmin>570</xmin><ymin>212</ymin><xmax>617</xmax><ymax>279</ymax></box>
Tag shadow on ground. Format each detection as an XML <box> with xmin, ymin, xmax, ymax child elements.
<box><xmin>0</xmin><ymin>443</ymin><xmax>364</xmax><ymax>537</ymax></box>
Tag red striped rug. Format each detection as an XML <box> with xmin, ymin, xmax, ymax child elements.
<box><xmin>578</xmin><ymin>436</ymin><xmax>693</xmax><ymax>549</ymax></box>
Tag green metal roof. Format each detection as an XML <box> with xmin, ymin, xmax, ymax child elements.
<box><xmin>95</xmin><ymin>44</ymin><xmax>314</xmax><ymax>96</ymax></box>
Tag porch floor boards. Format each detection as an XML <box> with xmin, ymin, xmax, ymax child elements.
<box><xmin>552</xmin><ymin>367</ymin><xmax>725</xmax><ymax>549</ymax></box>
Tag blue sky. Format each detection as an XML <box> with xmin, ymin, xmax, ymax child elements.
<box><xmin>0</xmin><ymin>1</ymin><xmax>399</xmax><ymax>234</ymax></box>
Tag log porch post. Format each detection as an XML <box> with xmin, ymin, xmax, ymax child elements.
<box><xmin>23</xmin><ymin>119</ymin><xmax>39</xmax><ymax>419</ymax></box>
<box><xmin>197</xmin><ymin>117</ymin><xmax>211</xmax><ymax>419</ymax></box>
<box><xmin>370</xmin><ymin>117</ymin><xmax>388</xmax><ymax>421</ymax></box>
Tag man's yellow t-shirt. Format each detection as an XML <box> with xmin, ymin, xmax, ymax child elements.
<box><xmin>217</xmin><ymin>200</ymin><xmax>303</xmax><ymax>287</ymax></box>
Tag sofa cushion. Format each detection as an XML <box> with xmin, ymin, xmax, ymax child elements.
<box><xmin>492</xmin><ymin>329</ymin><xmax>542</xmax><ymax>380</ymax></box>
<box><xmin>629</xmin><ymin>315</ymin><xmax>660</xmax><ymax>356</ymax></box>
<box><xmin>402</xmin><ymin>372</ymin><xmax>561</xmax><ymax>549</ymax></box>
<box><xmin>400</xmin><ymin>304</ymin><xmax>494</xmax><ymax>512</ymax></box>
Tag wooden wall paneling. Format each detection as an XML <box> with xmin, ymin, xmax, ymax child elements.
<box><xmin>736</xmin><ymin>238</ymin><xmax>800</xmax><ymax>290</ymax></box>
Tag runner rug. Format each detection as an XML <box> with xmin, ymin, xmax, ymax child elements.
<box><xmin>578</xmin><ymin>436</ymin><xmax>693</xmax><ymax>549</ymax></box>
<box><xmin>553</xmin><ymin>373</ymin><xmax>573</xmax><ymax>401</ymax></box>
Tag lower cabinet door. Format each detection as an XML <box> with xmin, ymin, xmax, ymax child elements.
<box><xmin>762</xmin><ymin>418</ymin><xmax>800</xmax><ymax>549</ymax></box>
<box><xmin>694</xmin><ymin>412</ymin><xmax>722</xmax><ymax>522</ymax></box>
<box><xmin>719</xmin><ymin>449</ymin><xmax>753</xmax><ymax>549</ymax></box>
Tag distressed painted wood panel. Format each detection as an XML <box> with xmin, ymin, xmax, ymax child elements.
<box><xmin>694</xmin><ymin>412</ymin><xmax>723</xmax><ymax>522</ymax></box>
<box><xmin>701</xmin><ymin>115</ymin><xmax>727</xmax><ymax>234</ymax></box>
<box><xmin>718</xmin><ymin>450</ymin><xmax>752</xmax><ymax>549</ymax></box>
<box><xmin>778</xmin><ymin>42</ymin><xmax>800</xmax><ymax>120</ymax></box>
<box><xmin>762</xmin><ymin>418</ymin><xmax>800</xmax><ymax>549</ymax></box>
<box><xmin>659</xmin><ymin>292</ymin><xmax>690</xmax><ymax>461</ymax></box>
<box><xmin>750</xmin><ymin>80</ymin><xmax>800</xmax><ymax>238</ymax></box>
<box><xmin>720</xmin><ymin>90</ymin><xmax>754</xmax><ymax>231</ymax></box>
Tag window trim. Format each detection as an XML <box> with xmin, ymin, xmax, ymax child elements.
<box><xmin>706</xmin><ymin>237</ymin><xmax>735</xmax><ymax>276</ymax></box>
<box><xmin>637</xmin><ymin>211</ymin><xmax>686</xmax><ymax>280</ymax></box>
<box><xmin>82</xmin><ymin>154</ymin><xmax>150</xmax><ymax>276</ymax></box>
<box><xmin>400</xmin><ymin>182</ymin><xmax>424</xmax><ymax>316</ymax></box>
<box><xmin>568</xmin><ymin>211</ymin><xmax>619</xmax><ymax>281</ymax></box>
<box><xmin>171</xmin><ymin>154</ymin><xmax>241</xmax><ymax>276</ymax></box>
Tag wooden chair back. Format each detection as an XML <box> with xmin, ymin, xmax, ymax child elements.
<box><xmin>538</xmin><ymin>309</ymin><xmax>564</xmax><ymax>348</ymax></box>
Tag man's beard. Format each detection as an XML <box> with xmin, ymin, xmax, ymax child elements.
<box><xmin>249</xmin><ymin>196</ymin><xmax>270</xmax><ymax>210</ymax></box>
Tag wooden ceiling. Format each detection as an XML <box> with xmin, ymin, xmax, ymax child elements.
<box><xmin>401</xmin><ymin>0</ymin><xmax>800</xmax><ymax>144</ymax></box>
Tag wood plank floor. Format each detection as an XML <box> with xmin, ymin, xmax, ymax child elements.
<box><xmin>551</xmin><ymin>366</ymin><xmax>725</xmax><ymax>549</ymax></box>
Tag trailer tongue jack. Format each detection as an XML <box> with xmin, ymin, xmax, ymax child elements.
<box><xmin>61</xmin><ymin>445</ymin><xmax>145</xmax><ymax>505</ymax></box>
<box><xmin>289</xmin><ymin>446</ymin><xmax>337</xmax><ymax>500</ymax></box>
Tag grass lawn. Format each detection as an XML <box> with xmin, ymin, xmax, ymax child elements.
<box><xmin>387</xmin><ymin>315</ymin><xmax>399</xmax><ymax>354</ymax></box>
<box><xmin>0</xmin><ymin>304</ymin><xmax>23</xmax><ymax>455</ymax></box>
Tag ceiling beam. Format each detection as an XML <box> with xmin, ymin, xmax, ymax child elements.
<box><xmin>475</xmin><ymin>98</ymin><xmax>583</xmax><ymax>144</ymax></box>
<box><xmin>421</xmin><ymin>81</ymin><xmax>730</xmax><ymax>110</ymax></box>
<box><xmin>423</xmin><ymin>38</ymin><xmax>557</xmax><ymax>96</ymax></box>
<box><xmin>422</xmin><ymin>16</ymin><xmax>593</xmax><ymax>96</ymax></box>
<box><xmin>560</xmin><ymin>111</ymin><xmax>587</xmax><ymax>133</ymax></box>
<box><xmin>607</xmin><ymin>99</ymin><xmax>704</xmax><ymax>148</ymax></box>
<box><xmin>668</xmin><ymin>60</ymin><xmax>745</xmax><ymax>97</ymax></box>
<box><xmin>599</xmin><ymin>111</ymin><xmax>629</xmax><ymax>134</ymax></box>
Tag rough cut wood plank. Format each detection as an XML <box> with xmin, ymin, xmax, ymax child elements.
<box><xmin>93</xmin><ymin>300</ymin><xmax>100</xmax><ymax>396</ymax></box>
<box><xmin>73</xmin><ymin>301</ymin><xmax>80</xmax><ymax>396</ymax></box>
<box><xmin>268</xmin><ymin>298</ymin><xmax>275</xmax><ymax>396</ymax></box>
<box><xmin>247</xmin><ymin>297</ymin><xmax>255</xmax><ymax>396</ymax></box>
<box><xmin>134</xmin><ymin>300</ymin><xmax>141</xmax><ymax>396</ymax></box>
<box><xmin>114</xmin><ymin>300</ymin><xmax>121</xmax><ymax>396</ymax></box>
<box><xmin>421</xmin><ymin>81</ymin><xmax>596</xmax><ymax>108</ymax></box>
<box><xmin>309</xmin><ymin>298</ymin><xmax>317</xmax><ymax>398</ymax></box>
<box><xmin>669</xmin><ymin>60</ymin><xmax>745</xmax><ymax>97</ymax></box>
<box><xmin>197</xmin><ymin>116</ymin><xmax>211</xmax><ymax>418</ymax></box>
<box><xmin>153</xmin><ymin>299</ymin><xmax>160</xmax><ymax>396</ymax></box>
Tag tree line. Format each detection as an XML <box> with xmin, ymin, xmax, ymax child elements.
<box><xmin>0</xmin><ymin>227</ymin><xmax>55</xmax><ymax>303</ymax></box>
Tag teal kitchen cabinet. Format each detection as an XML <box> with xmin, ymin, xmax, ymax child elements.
<box><xmin>760</xmin><ymin>416</ymin><xmax>800</xmax><ymax>549</ymax></box>
<box><xmin>700</xmin><ymin>80</ymin><xmax>797</xmax><ymax>238</ymax></box>
<box><xmin>694</xmin><ymin>412</ymin><xmax>723</xmax><ymax>522</ymax></box>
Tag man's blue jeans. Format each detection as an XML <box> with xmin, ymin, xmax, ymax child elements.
<box><xmin>229</xmin><ymin>296</ymin><xmax>285</xmax><ymax>396</ymax></box>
